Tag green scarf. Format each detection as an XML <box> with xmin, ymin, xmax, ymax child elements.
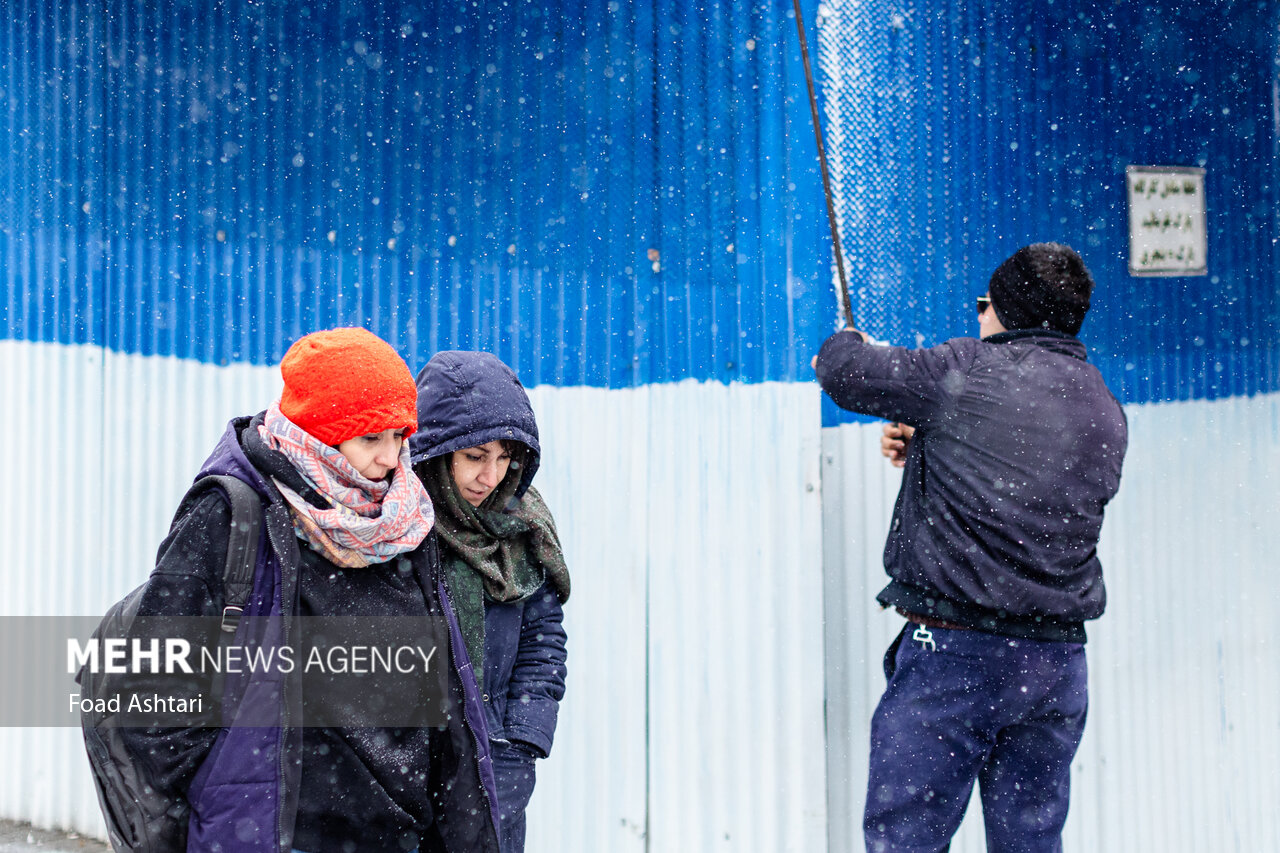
<box><xmin>418</xmin><ymin>454</ymin><xmax>570</xmax><ymax>690</ymax></box>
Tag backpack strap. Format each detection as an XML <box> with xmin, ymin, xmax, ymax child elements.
<box><xmin>176</xmin><ymin>475</ymin><xmax>263</xmax><ymax>635</ymax></box>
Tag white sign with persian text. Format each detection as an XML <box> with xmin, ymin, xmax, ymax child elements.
<box><xmin>1126</xmin><ymin>165</ymin><xmax>1207</xmax><ymax>276</ymax></box>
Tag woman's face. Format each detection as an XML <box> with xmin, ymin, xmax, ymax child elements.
<box><xmin>450</xmin><ymin>441</ymin><xmax>512</xmax><ymax>507</ymax></box>
<box><xmin>335</xmin><ymin>428</ymin><xmax>407</xmax><ymax>481</ymax></box>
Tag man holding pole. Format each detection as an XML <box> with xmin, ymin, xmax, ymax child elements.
<box><xmin>814</xmin><ymin>243</ymin><xmax>1128</xmax><ymax>852</ymax></box>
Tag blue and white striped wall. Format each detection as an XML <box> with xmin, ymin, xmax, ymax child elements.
<box><xmin>2</xmin><ymin>1</ymin><xmax>1279</xmax><ymax>850</ymax></box>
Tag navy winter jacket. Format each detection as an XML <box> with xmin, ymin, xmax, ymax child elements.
<box><xmin>410</xmin><ymin>352</ymin><xmax>568</xmax><ymax>759</ymax></box>
<box><xmin>118</xmin><ymin>415</ymin><xmax>501</xmax><ymax>852</ymax></box>
<box><xmin>816</xmin><ymin>329</ymin><xmax>1128</xmax><ymax>639</ymax></box>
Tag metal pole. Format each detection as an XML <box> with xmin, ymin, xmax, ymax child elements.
<box><xmin>791</xmin><ymin>0</ymin><xmax>855</xmax><ymax>329</ymax></box>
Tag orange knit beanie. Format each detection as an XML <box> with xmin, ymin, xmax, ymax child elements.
<box><xmin>278</xmin><ymin>327</ymin><xmax>418</xmax><ymax>446</ymax></box>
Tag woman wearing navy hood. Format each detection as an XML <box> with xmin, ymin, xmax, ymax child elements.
<box><xmin>410</xmin><ymin>352</ymin><xmax>570</xmax><ymax>853</ymax></box>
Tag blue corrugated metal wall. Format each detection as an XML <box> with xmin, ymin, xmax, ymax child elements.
<box><xmin>0</xmin><ymin>0</ymin><xmax>828</xmax><ymax>385</ymax></box>
<box><xmin>2</xmin><ymin>0</ymin><xmax>1278</xmax><ymax>409</ymax></box>
<box><xmin>820</xmin><ymin>0</ymin><xmax>1280</xmax><ymax>426</ymax></box>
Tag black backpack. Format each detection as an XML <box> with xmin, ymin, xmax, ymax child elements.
<box><xmin>77</xmin><ymin>474</ymin><xmax>262</xmax><ymax>853</ymax></box>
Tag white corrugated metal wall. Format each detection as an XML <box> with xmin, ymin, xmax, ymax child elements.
<box><xmin>0</xmin><ymin>340</ymin><xmax>285</xmax><ymax>834</ymax></box>
<box><xmin>0</xmin><ymin>339</ymin><xmax>828</xmax><ymax>851</ymax></box>
<box><xmin>822</xmin><ymin>392</ymin><xmax>1280</xmax><ymax>852</ymax></box>
<box><xmin>5</xmin><ymin>347</ymin><xmax>1280</xmax><ymax>851</ymax></box>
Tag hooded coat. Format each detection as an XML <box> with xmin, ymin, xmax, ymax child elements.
<box><xmin>409</xmin><ymin>351</ymin><xmax>568</xmax><ymax>761</ymax></box>
<box><xmin>118</xmin><ymin>415</ymin><xmax>500</xmax><ymax>853</ymax></box>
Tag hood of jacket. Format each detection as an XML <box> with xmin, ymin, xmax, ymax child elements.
<box><xmin>409</xmin><ymin>351</ymin><xmax>540</xmax><ymax>498</ymax></box>
<box><xmin>195</xmin><ymin>415</ymin><xmax>280</xmax><ymax>499</ymax></box>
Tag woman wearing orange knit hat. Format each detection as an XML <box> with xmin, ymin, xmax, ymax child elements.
<box><xmin>107</xmin><ymin>328</ymin><xmax>500</xmax><ymax>853</ymax></box>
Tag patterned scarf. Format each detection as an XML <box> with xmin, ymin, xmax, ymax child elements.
<box><xmin>418</xmin><ymin>454</ymin><xmax>570</xmax><ymax>686</ymax></box>
<box><xmin>258</xmin><ymin>402</ymin><xmax>435</xmax><ymax>567</ymax></box>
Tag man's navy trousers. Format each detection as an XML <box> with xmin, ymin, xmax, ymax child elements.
<box><xmin>864</xmin><ymin>623</ymin><xmax>1089</xmax><ymax>853</ymax></box>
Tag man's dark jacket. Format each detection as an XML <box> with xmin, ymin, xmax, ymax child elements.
<box><xmin>815</xmin><ymin>329</ymin><xmax>1128</xmax><ymax>640</ymax></box>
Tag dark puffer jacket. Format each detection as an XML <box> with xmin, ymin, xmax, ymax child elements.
<box><xmin>409</xmin><ymin>351</ymin><xmax>568</xmax><ymax>759</ymax></box>
<box><xmin>816</xmin><ymin>329</ymin><xmax>1128</xmax><ymax>641</ymax></box>
<box><xmin>118</xmin><ymin>415</ymin><xmax>500</xmax><ymax>852</ymax></box>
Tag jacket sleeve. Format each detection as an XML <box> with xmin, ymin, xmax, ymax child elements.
<box><xmin>502</xmin><ymin>583</ymin><xmax>568</xmax><ymax>759</ymax></box>
<box><xmin>117</xmin><ymin>493</ymin><xmax>227</xmax><ymax>802</ymax></box>
<box><xmin>814</xmin><ymin>330</ymin><xmax>978</xmax><ymax>427</ymax></box>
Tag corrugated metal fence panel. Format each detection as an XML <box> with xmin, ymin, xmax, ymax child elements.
<box><xmin>522</xmin><ymin>384</ymin><xmax>650</xmax><ymax>852</ymax></box>
<box><xmin>525</xmin><ymin>379</ymin><xmax>828</xmax><ymax>852</ymax></box>
<box><xmin>1081</xmin><ymin>392</ymin><xmax>1280</xmax><ymax>851</ymax></box>
<box><xmin>643</xmin><ymin>380</ymin><xmax>825</xmax><ymax>851</ymax></box>
<box><xmin>819</xmin><ymin>414</ymin><xmax>908</xmax><ymax>853</ymax></box>
<box><xmin>0</xmin><ymin>341</ymin><xmax>107</xmax><ymax>835</ymax></box>
<box><xmin>1</xmin><ymin>340</ymin><xmax>827</xmax><ymax>850</ymax></box>
<box><xmin>816</xmin><ymin>0</ymin><xmax>1280</xmax><ymax>425</ymax></box>
<box><xmin>0</xmin><ymin>0</ymin><xmax>831</xmax><ymax>386</ymax></box>
<box><xmin>821</xmin><ymin>391</ymin><xmax>1280</xmax><ymax>851</ymax></box>
<box><xmin>0</xmin><ymin>339</ymin><xmax>282</xmax><ymax>833</ymax></box>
